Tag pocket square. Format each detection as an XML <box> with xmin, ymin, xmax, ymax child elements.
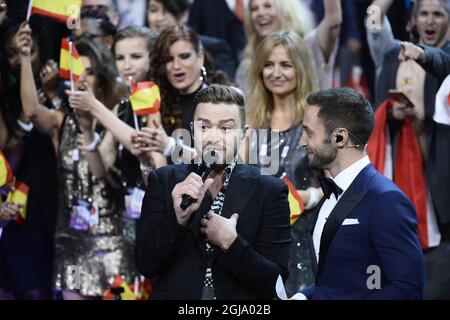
<box><xmin>342</xmin><ymin>218</ymin><xmax>359</xmax><ymax>225</ymax></box>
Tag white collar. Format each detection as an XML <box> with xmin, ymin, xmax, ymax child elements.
<box><xmin>332</xmin><ymin>156</ymin><xmax>371</xmax><ymax>195</ymax></box>
<box><xmin>225</xmin><ymin>0</ymin><xmax>249</xmax><ymax>11</ymax></box>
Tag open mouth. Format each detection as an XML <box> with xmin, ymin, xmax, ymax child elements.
<box><xmin>424</xmin><ymin>29</ymin><xmax>437</xmax><ymax>40</ymax></box>
<box><xmin>173</xmin><ymin>72</ymin><xmax>186</xmax><ymax>83</ymax></box>
<box><xmin>257</xmin><ymin>19</ymin><xmax>272</xmax><ymax>29</ymax></box>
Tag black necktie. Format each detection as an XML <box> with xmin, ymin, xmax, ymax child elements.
<box><xmin>319</xmin><ymin>176</ymin><xmax>343</xmax><ymax>200</ymax></box>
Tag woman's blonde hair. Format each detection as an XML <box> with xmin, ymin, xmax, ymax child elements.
<box><xmin>247</xmin><ymin>30</ymin><xmax>318</xmax><ymax>129</ymax></box>
<box><xmin>243</xmin><ymin>0</ymin><xmax>315</xmax><ymax>60</ymax></box>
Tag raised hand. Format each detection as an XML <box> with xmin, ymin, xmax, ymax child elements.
<box><xmin>65</xmin><ymin>85</ymin><xmax>99</xmax><ymax>114</ymax></box>
<box><xmin>0</xmin><ymin>202</ymin><xmax>22</xmax><ymax>221</ymax></box>
<box><xmin>14</xmin><ymin>21</ymin><xmax>32</xmax><ymax>57</ymax></box>
<box><xmin>399</xmin><ymin>42</ymin><xmax>426</xmax><ymax>62</ymax></box>
<box><xmin>0</xmin><ymin>1</ymin><xmax>7</xmax><ymax>27</ymax></box>
<box><xmin>40</xmin><ymin>60</ymin><xmax>60</xmax><ymax>99</ymax></box>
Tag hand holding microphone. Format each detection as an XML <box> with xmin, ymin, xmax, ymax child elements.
<box><xmin>172</xmin><ymin>172</ymin><xmax>214</xmax><ymax>226</ymax></box>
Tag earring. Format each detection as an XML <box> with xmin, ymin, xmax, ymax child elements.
<box><xmin>199</xmin><ymin>66</ymin><xmax>207</xmax><ymax>82</ymax></box>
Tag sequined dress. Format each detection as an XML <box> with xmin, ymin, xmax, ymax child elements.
<box><xmin>53</xmin><ymin>114</ymin><xmax>136</xmax><ymax>297</ymax></box>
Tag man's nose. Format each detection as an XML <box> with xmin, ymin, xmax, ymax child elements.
<box><xmin>299</xmin><ymin>133</ymin><xmax>307</xmax><ymax>148</ymax></box>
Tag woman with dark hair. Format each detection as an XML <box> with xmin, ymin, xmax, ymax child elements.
<box><xmin>0</xmin><ymin>18</ymin><xmax>58</xmax><ymax>300</ymax></box>
<box><xmin>19</xmin><ymin>35</ymin><xmax>136</xmax><ymax>299</ymax></box>
<box><xmin>147</xmin><ymin>0</ymin><xmax>238</xmax><ymax>78</ymax></box>
<box><xmin>131</xmin><ymin>25</ymin><xmax>230</xmax><ymax>162</ymax></box>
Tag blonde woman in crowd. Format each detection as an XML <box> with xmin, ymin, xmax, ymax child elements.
<box><xmin>236</xmin><ymin>0</ymin><xmax>342</xmax><ymax>94</ymax></box>
<box><xmin>247</xmin><ymin>30</ymin><xmax>323</xmax><ymax>295</ymax></box>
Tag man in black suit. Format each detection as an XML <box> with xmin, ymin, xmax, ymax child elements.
<box><xmin>135</xmin><ymin>85</ymin><xmax>290</xmax><ymax>300</ymax></box>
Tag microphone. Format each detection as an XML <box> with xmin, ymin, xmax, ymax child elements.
<box><xmin>180</xmin><ymin>151</ymin><xmax>217</xmax><ymax>211</ymax></box>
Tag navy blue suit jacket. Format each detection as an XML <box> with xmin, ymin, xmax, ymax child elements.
<box><xmin>303</xmin><ymin>164</ymin><xmax>425</xmax><ymax>300</ymax></box>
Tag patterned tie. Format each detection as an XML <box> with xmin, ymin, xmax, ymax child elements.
<box><xmin>318</xmin><ymin>176</ymin><xmax>343</xmax><ymax>200</ymax></box>
<box><xmin>201</xmin><ymin>160</ymin><xmax>237</xmax><ymax>300</ymax></box>
<box><xmin>234</xmin><ymin>0</ymin><xmax>245</xmax><ymax>22</ymax></box>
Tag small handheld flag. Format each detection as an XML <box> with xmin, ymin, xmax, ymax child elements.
<box><xmin>60</xmin><ymin>38</ymin><xmax>84</xmax><ymax>87</ymax></box>
<box><xmin>27</xmin><ymin>0</ymin><xmax>82</xmax><ymax>23</ymax></box>
<box><xmin>103</xmin><ymin>275</ymin><xmax>135</xmax><ymax>300</ymax></box>
<box><xmin>129</xmin><ymin>82</ymin><xmax>161</xmax><ymax>116</ymax></box>
<box><xmin>6</xmin><ymin>181</ymin><xmax>29</xmax><ymax>225</ymax></box>
<box><xmin>282</xmin><ymin>177</ymin><xmax>304</xmax><ymax>225</ymax></box>
<box><xmin>0</xmin><ymin>151</ymin><xmax>13</xmax><ymax>188</ymax></box>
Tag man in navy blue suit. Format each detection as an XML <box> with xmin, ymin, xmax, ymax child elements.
<box><xmin>298</xmin><ymin>87</ymin><xmax>425</xmax><ymax>300</ymax></box>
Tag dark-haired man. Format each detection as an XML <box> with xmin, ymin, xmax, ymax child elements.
<box><xmin>136</xmin><ymin>85</ymin><xmax>290</xmax><ymax>299</ymax></box>
<box><xmin>298</xmin><ymin>87</ymin><xmax>424</xmax><ymax>300</ymax></box>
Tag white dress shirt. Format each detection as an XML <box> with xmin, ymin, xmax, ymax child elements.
<box><xmin>312</xmin><ymin>156</ymin><xmax>371</xmax><ymax>263</ymax></box>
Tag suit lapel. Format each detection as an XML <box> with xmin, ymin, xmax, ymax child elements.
<box><xmin>307</xmin><ymin>196</ymin><xmax>327</xmax><ymax>276</ymax></box>
<box><xmin>220</xmin><ymin>165</ymin><xmax>255</xmax><ymax>219</ymax></box>
<box><xmin>316</xmin><ymin>164</ymin><xmax>377</xmax><ymax>279</ymax></box>
<box><xmin>213</xmin><ymin>165</ymin><xmax>255</xmax><ymax>261</ymax></box>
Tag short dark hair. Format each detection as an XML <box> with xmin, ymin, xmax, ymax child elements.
<box><xmin>194</xmin><ymin>85</ymin><xmax>246</xmax><ymax>126</ymax></box>
<box><xmin>413</xmin><ymin>0</ymin><xmax>450</xmax><ymax>16</ymax></box>
<box><xmin>154</xmin><ymin>0</ymin><xmax>190</xmax><ymax>20</ymax></box>
<box><xmin>306</xmin><ymin>87</ymin><xmax>374</xmax><ymax>147</ymax></box>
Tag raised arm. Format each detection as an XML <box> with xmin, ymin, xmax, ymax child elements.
<box><xmin>316</xmin><ymin>0</ymin><xmax>342</xmax><ymax>62</ymax></box>
<box><xmin>66</xmin><ymin>90</ymin><xmax>136</xmax><ymax>151</ymax></box>
<box><xmin>17</xmin><ymin>22</ymin><xmax>63</xmax><ymax>147</ymax></box>
<box><xmin>366</xmin><ymin>0</ymin><xmax>401</xmax><ymax>69</ymax></box>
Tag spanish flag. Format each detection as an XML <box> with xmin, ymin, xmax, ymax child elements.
<box><xmin>29</xmin><ymin>0</ymin><xmax>82</xmax><ymax>23</ymax></box>
<box><xmin>0</xmin><ymin>150</ymin><xmax>13</xmax><ymax>188</ymax></box>
<box><xmin>129</xmin><ymin>82</ymin><xmax>161</xmax><ymax>116</ymax></box>
<box><xmin>59</xmin><ymin>38</ymin><xmax>84</xmax><ymax>82</ymax></box>
<box><xmin>103</xmin><ymin>275</ymin><xmax>135</xmax><ymax>300</ymax></box>
<box><xmin>6</xmin><ymin>181</ymin><xmax>29</xmax><ymax>225</ymax></box>
<box><xmin>140</xmin><ymin>278</ymin><xmax>153</xmax><ymax>300</ymax></box>
<box><xmin>282</xmin><ymin>177</ymin><xmax>304</xmax><ymax>225</ymax></box>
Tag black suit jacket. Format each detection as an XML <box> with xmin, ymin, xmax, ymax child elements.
<box><xmin>135</xmin><ymin>164</ymin><xmax>291</xmax><ymax>300</ymax></box>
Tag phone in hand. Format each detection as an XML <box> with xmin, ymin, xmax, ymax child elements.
<box><xmin>388</xmin><ymin>90</ymin><xmax>414</xmax><ymax>108</ymax></box>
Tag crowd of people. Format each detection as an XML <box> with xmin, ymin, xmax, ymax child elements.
<box><xmin>0</xmin><ymin>0</ymin><xmax>449</xmax><ymax>300</ymax></box>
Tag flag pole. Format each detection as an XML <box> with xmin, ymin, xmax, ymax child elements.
<box><xmin>26</xmin><ymin>0</ymin><xmax>33</xmax><ymax>21</ymax></box>
<box><xmin>128</xmin><ymin>76</ymin><xmax>140</xmax><ymax>130</ymax></box>
<box><xmin>69</xmin><ymin>40</ymin><xmax>75</xmax><ymax>91</ymax></box>
<box><xmin>134</xmin><ymin>276</ymin><xmax>139</xmax><ymax>299</ymax></box>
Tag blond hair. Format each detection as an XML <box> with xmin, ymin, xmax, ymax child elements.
<box><xmin>247</xmin><ymin>30</ymin><xmax>318</xmax><ymax>129</ymax></box>
<box><xmin>243</xmin><ymin>0</ymin><xmax>315</xmax><ymax>60</ymax></box>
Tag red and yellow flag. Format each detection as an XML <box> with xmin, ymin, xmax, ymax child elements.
<box><xmin>282</xmin><ymin>177</ymin><xmax>304</xmax><ymax>225</ymax></box>
<box><xmin>0</xmin><ymin>150</ymin><xmax>13</xmax><ymax>188</ymax></box>
<box><xmin>103</xmin><ymin>275</ymin><xmax>135</xmax><ymax>300</ymax></box>
<box><xmin>137</xmin><ymin>277</ymin><xmax>153</xmax><ymax>300</ymax></box>
<box><xmin>29</xmin><ymin>0</ymin><xmax>82</xmax><ymax>23</ymax></box>
<box><xmin>6</xmin><ymin>181</ymin><xmax>29</xmax><ymax>225</ymax></box>
<box><xmin>59</xmin><ymin>38</ymin><xmax>84</xmax><ymax>82</ymax></box>
<box><xmin>129</xmin><ymin>82</ymin><xmax>161</xmax><ymax>116</ymax></box>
